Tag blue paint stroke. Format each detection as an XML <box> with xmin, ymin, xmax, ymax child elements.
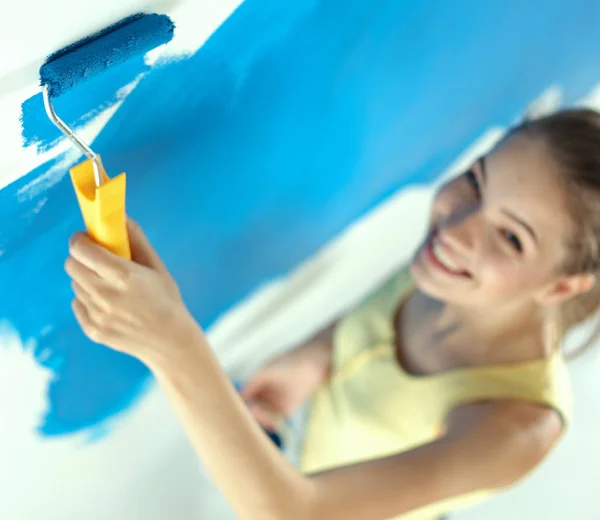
<box><xmin>0</xmin><ymin>157</ymin><xmax>151</xmax><ymax>436</ymax></box>
<box><xmin>21</xmin><ymin>54</ymin><xmax>149</xmax><ymax>152</ymax></box>
<box><xmin>7</xmin><ymin>0</ymin><xmax>600</xmax><ymax>437</ymax></box>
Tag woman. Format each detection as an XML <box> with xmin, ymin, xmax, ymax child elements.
<box><xmin>65</xmin><ymin>109</ymin><xmax>600</xmax><ymax>519</ymax></box>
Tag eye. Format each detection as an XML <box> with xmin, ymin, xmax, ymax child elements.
<box><xmin>501</xmin><ymin>229</ymin><xmax>522</xmax><ymax>252</ymax></box>
<box><xmin>465</xmin><ymin>169</ymin><xmax>481</xmax><ymax>198</ymax></box>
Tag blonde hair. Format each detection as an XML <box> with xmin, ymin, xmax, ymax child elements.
<box><xmin>515</xmin><ymin>108</ymin><xmax>600</xmax><ymax>358</ymax></box>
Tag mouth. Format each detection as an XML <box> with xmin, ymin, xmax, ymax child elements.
<box><xmin>423</xmin><ymin>229</ymin><xmax>472</xmax><ymax>278</ymax></box>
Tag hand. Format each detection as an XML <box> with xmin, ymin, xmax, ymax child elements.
<box><xmin>241</xmin><ymin>339</ymin><xmax>332</xmax><ymax>431</ymax></box>
<box><xmin>65</xmin><ymin>219</ymin><xmax>201</xmax><ymax>366</ymax></box>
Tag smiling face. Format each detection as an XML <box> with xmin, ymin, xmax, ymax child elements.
<box><xmin>411</xmin><ymin>132</ymin><xmax>588</xmax><ymax>309</ymax></box>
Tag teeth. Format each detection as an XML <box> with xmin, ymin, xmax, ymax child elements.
<box><xmin>433</xmin><ymin>240</ymin><xmax>461</xmax><ymax>273</ymax></box>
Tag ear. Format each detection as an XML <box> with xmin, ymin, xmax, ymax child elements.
<box><xmin>536</xmin><ymin>273</ymin><xmax>596</xmax><ymax>306</ymax></box>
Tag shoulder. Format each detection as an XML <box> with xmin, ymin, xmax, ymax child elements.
<box><xmin>447</xmin><ymin>400</ymin><xmax>564</xmax><ymax>488</ymax></box>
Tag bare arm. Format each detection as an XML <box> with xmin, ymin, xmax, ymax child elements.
<box><xmin>308</xmin><ymin>401</ymin><xmax>562</xmax><ymax>519</ymax></box>
<box><xmin>151</xmin><ymin>328</ymin><xmax>563</xmax><ymax>520</ymax></box>
<box><xmin>151</xmin><ymin>330</ymin><xmax>314</xmax><ymax>518</ymax></box>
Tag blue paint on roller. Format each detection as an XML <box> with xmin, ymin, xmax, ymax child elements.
<box><xmin>41</xmin><ymin>13</ymin><xmax>175</xmax><ymax>98</ymax></box>
<box><xmin>9</xmin><ymin>0</ymin><xmax>600</xmax><ymax>437</ymax></box>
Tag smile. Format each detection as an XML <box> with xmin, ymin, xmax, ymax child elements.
<box><xmin>424</xmin><ymin>231</ymin><xmax>471</xmax><ymax>278</ymax></box>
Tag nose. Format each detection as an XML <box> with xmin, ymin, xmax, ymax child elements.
<box><xmin>438</xmin><ymin>204</ymin><xmax>481</xmax><ymax>258</ymax></box>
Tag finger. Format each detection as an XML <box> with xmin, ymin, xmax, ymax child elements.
<box><xmin>69</xmin><ymin>232</ymin><xmax>134</xmax><ymax>288</ymax></box>
<box><xmin>65</xmin><ymin>256</ymin><xmax>107</xmax><ymax>297</ymax></box>
<box><xmin>72</xmin><ymin>299</ymin><xmax>110</xmax><ymax>345</ymax></box>
<box><xmin>240</xmin><ymin>376</ymin><xmax>266</xmax><ymax>399</ymax></box>
<box><xmin>71</xmin><ymin>280</ymin><xmax>95</xmax><ymax>306</ymax></box>
<box><xmin>71</xmin><ymin>278</ymin><xmax>115</xmax><ymax>315</ymax></box>
<box><xmin>127</xmin><ymin>218</ymin><xmax>169</xmax><ymax>274</ymax></box>
<box><xmin>247</xmin><ymin>400</ymin><xmax>284</xmax><ymax>432</ymax></box>
<box><xmin>76</xmin><ymin>289</ymin><xmax>112</xmax><ymax>325</ymax></box>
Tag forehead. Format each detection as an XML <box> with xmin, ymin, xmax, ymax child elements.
<box><xmin>484</xmin><ymin>133</ymin><xmax>574</xmax><ymax>245</ymax></box>
<box><xmin>485</xmin><ymin>133</ymin><xmax>567</xmax><ymax>208</ymax></box>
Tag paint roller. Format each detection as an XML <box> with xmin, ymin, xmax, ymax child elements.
<box><xmin>40</xmin><ymin>13</ymin><xmax>175</xmax><ymax>259</ymax></box>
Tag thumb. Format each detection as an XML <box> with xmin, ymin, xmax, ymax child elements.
<box><xmin>247</xmin><ymin>400</ymin><xmax>284</xmax><ymax>432</ymax></box>
<box><xmin>240</xmin><ymin>375</ymin><xmax>266</xmax><ymax>400</ymax></box>
<box><xmin>127</xmin><ymin>218</ymin><xmax>169</xmax><ymax>274</ymax></box>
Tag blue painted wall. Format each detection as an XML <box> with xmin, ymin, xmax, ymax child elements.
<box><xmin>4</xmin><ymin>0</ymin><xmax>600</xmax><ymax>437</ymax></box>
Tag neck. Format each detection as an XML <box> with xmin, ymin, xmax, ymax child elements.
<box><xmin>425</xmin><ymin>293</ymin><xmax>546</xmax><ymax>365</ymax></box>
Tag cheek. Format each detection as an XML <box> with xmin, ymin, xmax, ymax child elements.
<box><xmin>477</xmin><ymin>254</ymin><xmax>551</xmax><ymax>300</ymax></box>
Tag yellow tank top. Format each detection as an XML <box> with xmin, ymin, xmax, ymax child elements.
<box><xmin>300</xmin><ymin>268</ymin><xmax>572</xmax><ymax>520</ymax></box>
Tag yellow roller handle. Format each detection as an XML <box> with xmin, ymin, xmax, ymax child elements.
<box><xmin>70</xmin><ymin>157</ymin><xmax>131</xmax><ymax>260</ymax></box>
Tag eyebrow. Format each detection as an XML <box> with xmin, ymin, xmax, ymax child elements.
<box><xmin>502</xmin><ymin>209</ymin><xmax>538</xmax><ymax>244</ymax></box>
<box><xmin>478</xmin><ymin>156</ymin><xmax>538</xmax><ymax>245</ymax></box>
